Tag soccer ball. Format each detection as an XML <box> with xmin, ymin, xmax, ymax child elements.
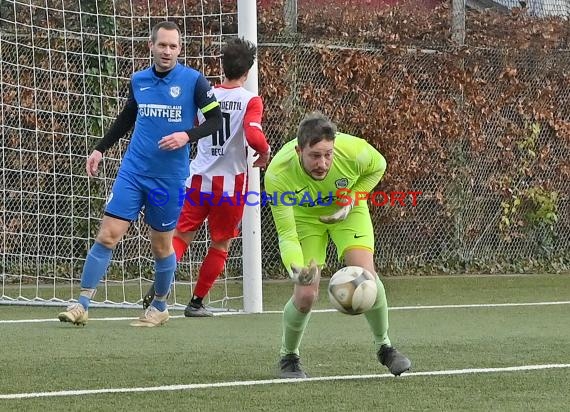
<box><xmin>328</xmin><ymin>266</ymin><xmax>378</xmax><ymax>315</ymax></box>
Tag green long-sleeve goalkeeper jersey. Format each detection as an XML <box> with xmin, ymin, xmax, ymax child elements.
<box><xmin>264</xmin><ymin>132</ymin><xmax>387</xmax><ymax>274</ymax></box>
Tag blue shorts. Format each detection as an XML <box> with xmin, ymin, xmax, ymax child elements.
<box><xmin>105</xmin><ymin>169</ymin><xmax>186</xmax><ymax>232</ymax></box>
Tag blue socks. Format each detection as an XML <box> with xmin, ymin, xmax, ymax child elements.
<box><xmin>76</xmin><ymin>244</ymin><xmax>175</xmax><ymax>312</ymax></box>
<box><xmin>78</xmin><ymin>242</ymin><xmax>113</xmax><ymax>309</ymax></box>
<box><xmin>151</xmin><ymin>253</ymin><xmax>176</xmax><ymax>311</ymax></box>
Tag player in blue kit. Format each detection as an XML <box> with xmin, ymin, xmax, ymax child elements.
<box><xmin>57</xmin><ymin>21</ymin><xmax>222</xmax><ymax>327</ymax></box>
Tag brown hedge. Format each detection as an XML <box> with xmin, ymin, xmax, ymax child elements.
<box><xmin>2</xmin><ymin>0</ymin><xmax>568</xmax><ymax>273</ymax></box>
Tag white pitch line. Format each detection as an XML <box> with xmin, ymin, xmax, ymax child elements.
<box><xmin>0</xmin><ymin>315</ymin><xmax>186</xmax><ymax>324</ymax></box>
<box><xmin>2</xmin><ymin>300</ymin><xmax>570</xmax><ymax>324</ymax></box>
<box><xmin>261</xmin><ymin>300</ymin><xmax>570</xmax><ymax>314</ymax></box>
<box><xmin>1</xmin><ymin>363</ymin><xmax>569</xmax><ymax>400</ymax></box>
<box><xmin>387</xmin><ymin>300</ymin><xmax>570</xmax><ymax>310</ymax></box>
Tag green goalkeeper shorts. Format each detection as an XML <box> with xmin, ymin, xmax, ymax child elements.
<box><xmin>295</xmin><ymin>204</ymin><xmax>375</xmax><ymax>265</ymax></box>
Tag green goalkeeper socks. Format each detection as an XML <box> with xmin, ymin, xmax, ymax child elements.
<box><xmin>364</xmin><ymin>277</ymin><xmax>392</xmax><ymax>350</ymax></box>
<box><xmin>280</xmin><ymin>297</ymin><xmax>312</xmax><ymax>357</ymax></box>
<box><xmin>279</xmin><ymin>279</ymin><xmax>390</xmax><ymax>356</ymax></box>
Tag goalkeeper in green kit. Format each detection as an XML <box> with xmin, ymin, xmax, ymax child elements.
<box><xmin>264</xmin><ymin>112</ymin><xmax>411</xmax><ymax>378</ymax></box>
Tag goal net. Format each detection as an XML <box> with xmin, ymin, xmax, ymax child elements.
<box><xmin>4</xmin><ymin>0</ymin><xmax>569</xmax><ymax>313</ymax></box>
<box><xmin>0</xmin><ymin>0</ymin><xmax>253</xmax><ymax>311</ymax></box>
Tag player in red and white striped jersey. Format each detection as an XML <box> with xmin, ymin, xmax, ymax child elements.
<box><xmin>143</xmin><ymin>38</ymin><xmax>270</xmax><ymax>316</ymax></box>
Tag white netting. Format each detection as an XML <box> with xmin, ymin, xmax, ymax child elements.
<box><xmin>2</xmin><ymin>1</ymin><xmax>570</xmax><ymax>310</ymax></box>
<box><xmin>0</xmin><ymin>0</ymin><xmax>242</xmax><ymax>309</ymax></box>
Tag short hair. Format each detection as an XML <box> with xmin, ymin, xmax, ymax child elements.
<box><xmin>296</xmin><ymin>112</ymin><xmax>337</xmax><ymax>148</ymax></box>
<box><xmin>150</xmin><ymin>21</ymin><xmax>181</xmax><ymax>43</ymax></box>
<box><xmin>222</xmin><ymin>38</ymin><xmax>257</xmax><ymax>80</ymax></box>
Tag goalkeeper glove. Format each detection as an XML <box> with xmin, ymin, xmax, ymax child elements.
<box><xmin>319</xmin><ymin>201</ymin><xmax>353</xmax><ymax>224</ymax></box>
<box><xmin>290</xmin><ymin>259</ymin><xmax>319</xmax><ymax>285</ymax></box>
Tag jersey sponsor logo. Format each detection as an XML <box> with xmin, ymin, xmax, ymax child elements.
<box><xmin>106</xmin><ymin>192</ymin><xmax>114</xmax><ymax>205</ymax></box>
<box><xmin>335</xmin><ymin>178</ymin><xmax>348</xmax><ymax>188</ymax></box>
<box><xmin>170</xmin><ymin>86</ymin><xmax>181</xmax><ymax>98</ymax></box>
<box><xmin>295</xmin><ymin>186</ymin><xmax>308</xmax><ymax>194</ymax></box>
<box><xmin>353</xmin><ymin>234</ymin><xmax>366</xmax><ymax>239</ymax></box>
<box><xmin>161</xmin><ymin>220</ymin><xmax>176</xmax><ymax>227</ymax></box>
<box><xmin>207</xmin><ymin>89</ymin><xmax>214</xmax><ymax>98</ymax></box>
<box><xmin>138</xmin><ymin>103</ymin><xmax>182</xmax><ymax>123</ymax></box>
<box><xmin>140</xmin><ymin>86</ymin><xmax>151</xmax><ymax>91</ymax></box>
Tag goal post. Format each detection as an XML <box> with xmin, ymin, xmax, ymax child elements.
<box><xmin>238</xmin><ymin>0</ymin><xmax>264</xmax><ymax>313</ymax></box>
<box><xmin>0</xmin><ymin>0</ymin><xmax>262</xmax><ymax>312</ymax></box>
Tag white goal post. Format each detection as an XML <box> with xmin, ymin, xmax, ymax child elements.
<box><xmin>0</xmin><ymin>0</ymin><xmax>262</xmax><ymax>312</ymax></box>
<box><xmin>238</xmin><ymin>0</ymin><xmax>263</xmax><ymax>313</ymax></box>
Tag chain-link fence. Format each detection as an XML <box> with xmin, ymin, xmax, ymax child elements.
<box><xmin>257</xmin><ymin>44</ymin><xmax>570</xmax><ymax>275</ymax></box>
<box><xmin>257</xmin><ymin>0</ymin><xmax>570</xmax><ymax>275</ymax></box>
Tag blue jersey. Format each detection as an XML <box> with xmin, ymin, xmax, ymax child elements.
<box><xmin>119</xmin><ymin>63</ymin><xmax>217</xmax><ymax>179</ymax></box>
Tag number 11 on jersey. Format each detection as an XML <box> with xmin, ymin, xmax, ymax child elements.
<box><xmin>211</xmin><ymin>112</ymin><xmax>231</xmax><ymax>147</ymax></box>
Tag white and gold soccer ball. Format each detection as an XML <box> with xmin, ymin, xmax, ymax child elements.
<box><xmin>328</xmin><ymin>266</ymin><xmax>378</xmax><ymax>315</ymax></box>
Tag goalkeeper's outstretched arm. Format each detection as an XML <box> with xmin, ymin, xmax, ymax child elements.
<box><xmin>264</xmin><ymin>174</ymin><xmax>304</xmax><ymax>277</ymax></box>
<box><xmin>269</xmin><ymin>203</ymin><xmax>304</xmax><ymax>277</ymax></box>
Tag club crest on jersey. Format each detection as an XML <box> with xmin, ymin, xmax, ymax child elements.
<box><xmin>170</xmin><ymin>86</ymin><xmax>181</xmax><ymax>98</ymax></box>
<box><xmin>335</xmin><ymin>178</ymin><xmax>348</xmax><ymax>188</ymax></box>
